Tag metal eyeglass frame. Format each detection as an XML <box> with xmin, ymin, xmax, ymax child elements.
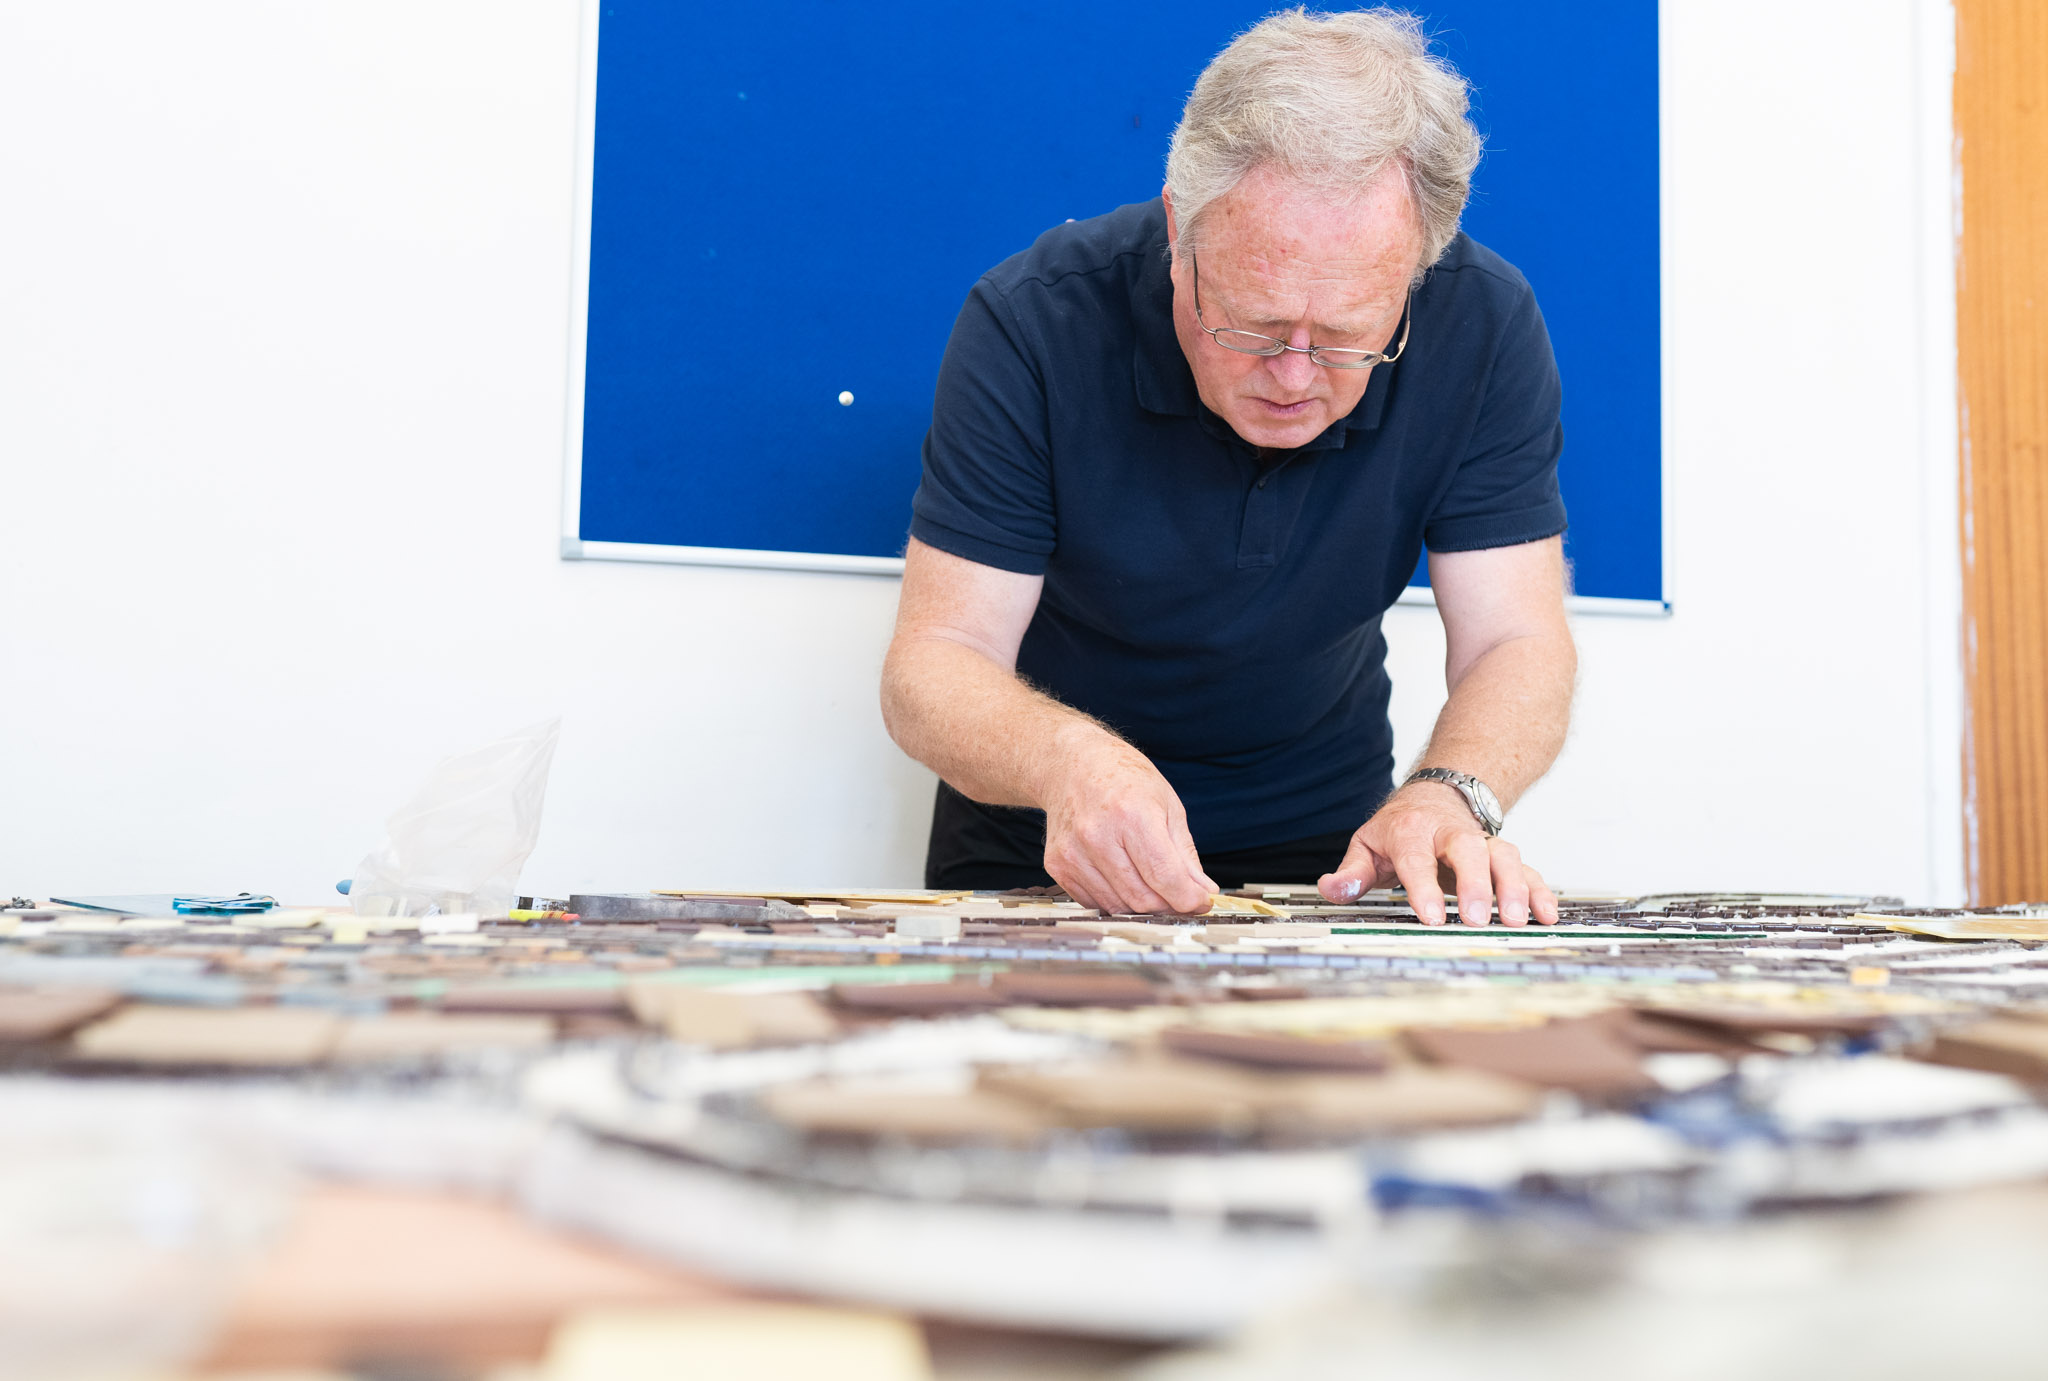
<box><xmin>1190</xmin><ymin>251</ymin><xmax>1412</xmax><ymax>369</ymax></box>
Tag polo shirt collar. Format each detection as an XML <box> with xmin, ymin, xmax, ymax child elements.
<box><xmin>1129</xmin><ymin>218</ymin><xmax>1392</xmax><ymax>449</ymax></box>
<box><xmin>1132</xmin><ymin>235</ymin><xmax>1201</xmax><ymax>418</ymax></box>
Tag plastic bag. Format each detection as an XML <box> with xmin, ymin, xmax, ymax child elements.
<box><xmin>349</xmin><ymin>718</ymin><xmax>561</xmax><ymax>919</ymax></box>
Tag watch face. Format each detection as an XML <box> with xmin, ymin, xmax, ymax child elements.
<box><xmin>1472</xmin><ymin>781</ymin><xmax>1503</xmax><ymax>825</ymax></box>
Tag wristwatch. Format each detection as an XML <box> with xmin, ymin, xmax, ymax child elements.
<box><xmin>1404</xmin><ymin>768</ymin><xmax>1504</xmax><ymax>837</ymax></box>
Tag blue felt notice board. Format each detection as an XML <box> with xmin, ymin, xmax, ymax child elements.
<box><xmin>562</xmin><ymin>2</ymin><xmax>1665</xmax><ymax>608</ymax></box>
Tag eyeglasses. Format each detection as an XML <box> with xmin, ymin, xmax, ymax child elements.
<box><xmin>1190</xmin><ymin>251</ymin><xmax>1412</xmax><ymax>369</ymax></box>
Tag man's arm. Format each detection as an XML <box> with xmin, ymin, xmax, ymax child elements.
<box><xmin>1318</xmin><ymin>534</ymin><xmax>1576</xmax><ymax>926</ymax></box>
<box><xmin>881</xmin><ymin>537</ymin><xmax>1216</xmax><ymax>914</ymax></box>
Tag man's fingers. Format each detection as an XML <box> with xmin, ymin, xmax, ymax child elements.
<box><xmin>1048</xmin><ymin>862</ymin><xmax>1100</xmax><ymax>912</ymax></box>
<box><xmin>1391</xmin><ymin>848</ymin><xmax>1446</xmax><ymax>925</ymax></box>
<box><xmin>1058</xmin><ymin>856</ymin><xmax>1130</xmax><ymax>917</ymax></box>
<box><xmin>1049</xmin><ymin>817</ymin><xmax>1208</xmax><ymax>916</ymax></box>
<box><xmin>1045</xmin><ymin>839</ymin><xmax>1123</xmax><ymax>914</ymax></box>
<box><xmin>1443</xmin><ymin>832</ymin><xmax>1495</xmax><ymax>927</ymax></box>
<box><xmin>1129</xmin><ymin>811</ymin><xmax>1217</xmax><ymax>914</ymax></box>
<box><xmin>1318</xmin><ymin>834</ymin><xmax>1382</xmax><ymax>904</ymax></box>
<box><xmin>1490</xmin><ymin>838</ymin><xmax>1530</xmax><ymax>927</ymax></box>
<box><xmin>1527</xmin><ymin>867</ymin><xmax>1560</xmax><ymax>926</ymax></box>
<box><xmin>1049</xmin><ymin>815</ymin><xmax>1174</xmax><ymax>914</ymax></box>
<box><xmin>1323</xmin><ymin>792</ymin><xmax>1557</xmax><ymax>929</ymax></box>
<box><xmin>1095</xmin><ymin>843</ymin><xmax>1176</xmax><ymax>915</ymax></box>
<box><xmin>1170</xmin><ymin>802</ymin><xmax>1220</xmax><ymax>898</ymax></box>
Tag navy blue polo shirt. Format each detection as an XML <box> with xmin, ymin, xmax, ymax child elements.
<box><xmin>909</xmin><ymin>198</ymin><xmax>1566</xmax><ymax>852</ymax></box>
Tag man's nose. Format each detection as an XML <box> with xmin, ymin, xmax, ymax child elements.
<box><xmin>1265</xmin><ymin>343</ymin><xmax>1321</xmax><ymax>393</ymax></box>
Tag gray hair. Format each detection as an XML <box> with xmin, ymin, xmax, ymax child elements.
<box><xmin>1165</xmin><ymin>7</ymin><xmax>1483</xmax><ymax>275</ymax></box>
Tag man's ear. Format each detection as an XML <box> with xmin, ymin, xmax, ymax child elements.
<box><xmin>1161</xmin><ymin>187</ymin><xmax>1181</xmax><ymax>266</ymax></box>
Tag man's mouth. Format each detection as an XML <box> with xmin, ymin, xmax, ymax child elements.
<box><xmin>1253</xmin><ymin>397</ymin><xmax>1315</xmax><ymax>417</ymax></box>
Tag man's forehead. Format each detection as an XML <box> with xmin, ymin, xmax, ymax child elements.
<box><xmin>1203</xmin><ymin>242</ymin><xmax>1409</xmax><ymax>289</ymax></box>
<box><xmin>1195</xmin><ymin>170</ymin><xmax>1421</xmax><ymax>307</ymax></box>
<box><xmin>1199</xmin><ymin>241</ymin><xmax>1409</xmax><ymax>326</ymax></box>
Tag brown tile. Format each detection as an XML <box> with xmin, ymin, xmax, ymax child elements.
<box><xmin>828</xmin><ymin>981</ymin><xmax>1004</xmax><ymax>1015</ymax></box>
<box><xmin>979</xmin><ymin>1059</ymin><xmax>1265</xmax><ymax>1134</ymax></box>
<box><xmin>1604</xmin><ymin>1007</ymin><xmax>1766</xmax><ymax>1055</ymax></box>
<box><xmin>1404</xmin><ymin>1016</ymin><xmax>1658</xmax><ymax>1100</ymax></box>
<box><xmin>558</xmin><ymin>1012</ymin><xmax>647</xmax><ymax>1041</ymax></box>
<box><xmin>760</xmin><ymin>1081</ymin><xmax>1052</xmax><ymax>1144</ymax></box>
<box><xmin>624</xmin><ymin>986</ymin><xmax>838</xmax><ymax>1049</ymax></box>
<box><xmin>1637</xmin><ymin>1004</ymin><xmax>1889</xmax><ymax>1039</ymax></box>
<box><xmin>1918</xmin><ymin>1019</ymin><xmax>2048</xmax><ymax>1082</ymax></box>
<box><xmin>1161</xmin><ymin>1026</ymin><xmax>1388</xmax><ymax>1072</ymax></box>
<box><xmin>989</xmin><ymin>972</ymin><xmax>1159</xmax><ymax>1008</ymax></box>
<box><xmin>205</xmin><ymin>1184</ymin><xmax>741</xmax><ymax>1370</ymax></box>
<box><xmin>71</xmin><ymin>1005</ymin><xmax>342</xmax><ymax>1066</ymax></box>
<box><xmin>1263</xmin><ymin>1065</ymin><xmax>1542</xmax><ymax>1135</ymax></box>
<box><xmin>1223</xmin><ymin>984</ymin><xmax>1312</xmax><ymax>1001</ymax></box>
<box><xmin>0</xmin><ymin>986</ymin><xmax>122</xmax><ymax>1041</ymax></box>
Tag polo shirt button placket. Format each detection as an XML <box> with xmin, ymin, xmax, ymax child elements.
<box><xmin>1239</xmin><ymin>463</ymin><xmax>1281</xmax><ymax>568</ymax></box>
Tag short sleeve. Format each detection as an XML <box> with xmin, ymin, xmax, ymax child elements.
<box><xmin>908</xmin><ymin>278</ymin><xmax>1058</xmax><ymax>574</ymax></box>
<box><xmin>1422</xmin><ymin>283</ymin><xmax>1570</xmax><ymax>553</ymax></box>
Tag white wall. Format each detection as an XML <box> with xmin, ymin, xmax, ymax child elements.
<box><xmin>0</xmin><ymin>1</ymin><xmax>1963</xmax><ymax>906</ymax></box>
<box><xmin>1392</xmin><ymin>0</ymin><xmax>1964</xmax><ymax>904</ymax></box>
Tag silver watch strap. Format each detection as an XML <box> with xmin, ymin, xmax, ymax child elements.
<box><xmin>1403</xmin><ymin>768</ymin><xmax>1503</xmax><ymax>836</ymax></box>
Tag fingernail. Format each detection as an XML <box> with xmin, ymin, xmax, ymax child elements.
<box><xmin>1424</xmin><ymin>905</ymin><xmax>1445</xmax><ymax>925</ymax></box>
<box><xmin>1335</xmin><ymin>878</ymin><xmax>1362</xmax><ymax>901</ymax></box>
<box><xmin>1502</xmin><ymin>905</ymin><xmax>1527</xmax><ymax>927</ymax></box>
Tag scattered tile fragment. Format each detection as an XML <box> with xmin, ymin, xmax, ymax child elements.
<box><xmin>72</xmin><ymin>1004</ymin><xmax>343</xmax><ymax>1066</ymax></box>
<box><xmin>1161</xmin><ymin>1027</ymin><xmax>1388</xmax><ymax>1072</ymax></box>
<box><xmin>1405</xmin><ymin>1016</ymin><xmax>1659</xmax><ymax>1100</ymax></box>
<box><xmin>989</xmin><ymin>972</ymin><xmax>1158</xmax><ymax>1008</ymax></box>
<box><xmin>1640</xmin><ymin>1005</ymin><xmax>1889</xmax><ymax>1039</ymax></box>
<box><xmin>761</xmin><ymin>1081</ymin><xmax>1051</xmax><ymax>1144</ymax></box>
<box><xmin>0</xmin><ymin>985</ymin><xmax>122</xmax><ymax>1041</ymax></box>
<box><xmin>1918</xmin><ymin>1018</ymin><xmax>2048</xmax><ymax>1083</ymax></box>
<box><xmin>1608</xmin><ymin>1007</ymin><xmax>1765</xmax><ymax>1055</ymax></box>
<box><xmin>627</xmin><ymin>985</ymin><xmax>837</xmax><ymax>1049</ymax></box>
<box><xmin>1264</xmin><ymin>1066</ymin><xmax>1543</xmax><ymax>1135</ymax></box>
<box><xmin>980</xmin><ymin>1059</ymin><xmax>1266</xmax><ymax>1134</ymax></box>
<box><xmin>829</xmin><ymin>981</ymin><xmax>1004</xmax><ymax>1015</ymax></box>
<box><xmin>329</xmin><ymin>1012</ymin><xmax>557</xmax><ymax>1062</ymax></box>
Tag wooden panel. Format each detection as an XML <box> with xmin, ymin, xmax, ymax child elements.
<box><xmin>1957</xmin><ymin>0</ymin><xmax>2048</xmax><ymax>904</ymax></box>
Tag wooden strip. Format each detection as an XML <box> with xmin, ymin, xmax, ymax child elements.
<box><xmin>1956</xmin><ymin>0</ymin><xmax>2048</xmax><ymax>903</ymax></box>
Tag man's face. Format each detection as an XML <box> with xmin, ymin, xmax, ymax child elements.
<box><xmin>1167</xmin><ymin>165</ymin><xmax>1423</xmax><ymax>451</ymax></box>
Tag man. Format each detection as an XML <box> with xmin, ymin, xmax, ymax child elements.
<box><xmin>880</xmin><ymin>8</ymin><xmax>1576</xmax><ymax>926</ymax></box>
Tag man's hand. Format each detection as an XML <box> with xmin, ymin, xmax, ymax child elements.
<box><xmin>1041</xmin><ymin>732</ymin><xmax>1216</xmax><ymax>916</ymax></box>
<box><xmin>1319</xmin><ymin>537</ymin><xmax>1573</xmax><ymax>927</ymax></box>
<box><xmin>882</xmin><ymin>540</ymin><xmax>1213</xmax><ymax>916</ymax></box>
<box><xmin>1315</xmin><ymin>781</ymin><xmax>1558</xmax><ymax>927</ymax></box>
